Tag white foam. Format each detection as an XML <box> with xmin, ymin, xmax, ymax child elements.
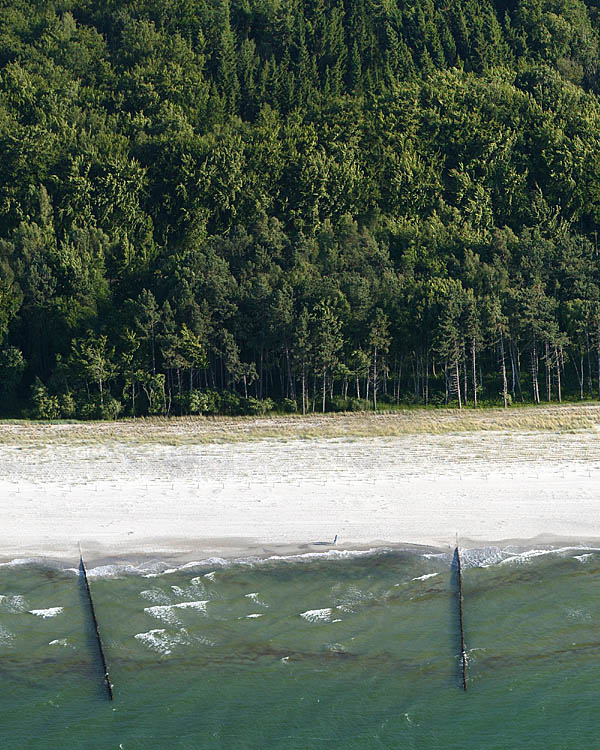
<box><xmin>143</xmin><ymin>605</ymin><xmax>181</xmax><ymax>625</ymax></box>
<box><xmin>0</xmin><ymin>625</ymin><xmax>14</xmax><ymax>646</ymax></box>
<box><xmin>454</xmin><ymin>545</ymin><xmax>600</xmax><ymax>568</ymax></box>
<box><xmin>144</xmin><ymin>600</ymin><xmax>208</xmax><ymax>623</ymax></box>
<box><xmin>49</xmin><ymin>638</ymin><xmax>69</xmax><ymax>647</ymax></box>
<box><xmin>171</xmin><ymin>580</ymin><xmax>207</xmax><ymax>599</ymax></box>
<box><xmin>0</xmin><ymin>594</ymin><xmax>27</xmax><ymax>613</ymax></box>
<box><xmin>87</xmin><ymin>563</ymin><xmax>141</xmax><ymax>578</ymax></box>
<box><xmin>140</xmin><ymin>589</ymin><xmax>171</xmax><ymax>605</ymax></box>
<box><xmin>29</xmin><ymin>607</ymin><xmax>63</xmax><ymax>618</ymax></box>
<box><xmin>246</xmin><ymin>613</ymin><xmax>263</xmax><ymax>618</ymax></box>
<box><xmin>332</xmin><ymin>584</ymin><xmax>375</xmax><ymax>612</ymax></box>
<box><xmin>173</xmin><ymin>600</ymin><xmax>209</xmax><ymax>612</ymax></box>
<box><xmin>244</xmin><ymin>592</ymin><xmax>267</xmax><ymax>607</ymax></box>
<box><xmin>33</xmin><ymin>548</ymin><xmax>394</xmax><ymax>581</ymax></box>
<box><xmin>135</xmin><ymin>627</ymin><xmax>214</xmax><ymax>654</ymax></box>
<box><xmin>0</xmin><ymin>558</ymin><xmax>40</xmax><ymax>569</ymax></box>
<box><xmin>134</xmin><ymin>628</ymin><xmax>189</xmax><ymax>655</ymax></box>
<box><xmin>300</xmin><ymin>608</ymin><xmax>334</xmax><ymax>623</ymax></box>
<box><xmin>412</xmin><ymin>573</ymin><xmax>439</xmax><ymax>582</ymax></box>
<box><xmin>268</xmin><ymin>548</ymin><xmax>381</xmax><ymax>563</ymax></box>
<box><xmin>500</xmin><ymin>546</ymin><xmax>597</xmax><ymax>566</ymax></box>
<box><xmin>160</xmin><ymin>559</ymin><xmax>229</xmax><ymax>576</ymax></box>
<box><xmin>574</xmin><ymin>553</ymin><xmax>593</xmax><ymax>563</ymax></box>
<box><xmin>567</xmin><ymin>608</ymin><xmax>592</xmax><ymax>622</ymax></box>
<box><xmin>460</xmin><ymin>547</ymin><xmax>506</xmax><ymax>568</ymax></box>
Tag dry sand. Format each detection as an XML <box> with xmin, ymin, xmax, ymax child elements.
<box><xmin>2</xmin><ymin>405</ymin><xmax>600</xmax><ymax>563</ymax></box>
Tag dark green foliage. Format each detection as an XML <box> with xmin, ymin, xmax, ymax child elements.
<box><xmin>2</xmin><ymin>0</ymin><xmax>600</xmax><ymax>416</ymax></box>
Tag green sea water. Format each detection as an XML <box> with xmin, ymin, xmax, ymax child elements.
<box><xmin>1</xmin><ymin>546</ymin><xmax>599</xmax><ymax>749</ymax></box>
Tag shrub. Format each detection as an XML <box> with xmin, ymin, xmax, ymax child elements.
<box><xmin>100</xmin><ymin>395</ymin><xmax>122</xmax><ymax>420</ymax></box>
<box><xmin>188</xmin><ymin>390</ymin><xmax>209</xmax><ymax>414</ymax></box>
<box><xmin>75</xmin><ymin>393</ymin><xmax>122</xmax><ymax>420</ymax></box>
<box><xmin>279</xmin><ymin>397</ymin><xmax>297</xmax><ymax>413</ymax></box>
<box><xmin>0</xmin><ymin>347</ymin><xmax>25</xmax><ymax>401</ymax></box>
<box><xmin>59</xmin><ymin>393</ymin><xmax>76</xmax><ymax>418</ymax></box>
<box><xmin>218</xmin><ymin>391</ymin><xmax>242</xmax><ymax>415</ymax></box>
<box><xmin>31</xmin><ymin>378</ymin><xmax>61</xmax><ymax>420</ymax></box>
<box><xmin>245</xmin><ymin>397</ymin><xmax>275</xmax><ymax>415</ymax></box>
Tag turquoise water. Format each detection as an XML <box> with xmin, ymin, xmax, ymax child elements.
<box><xmin>1</xmin><ymin>547</ymin><xmax>599</xmax><ymax>749</ymax></box>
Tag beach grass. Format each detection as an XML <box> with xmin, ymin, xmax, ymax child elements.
<box><xmin>0</xmin><ymin>403</ymin><xmax>599</xmax><ymax>447</ymax></box>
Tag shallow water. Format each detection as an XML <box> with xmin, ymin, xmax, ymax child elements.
<box><xmin>1</xmin><ymin>547</ymin><xmax>598</xmax><ymax>749</ymax></box>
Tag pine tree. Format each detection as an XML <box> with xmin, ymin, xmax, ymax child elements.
<box><xmin>216</xmin><ymin>0</ymin><xmax>240</xmax><ymax>113</ymax></box>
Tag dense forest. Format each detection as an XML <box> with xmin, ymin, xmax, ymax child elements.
<box><xmin>2</xmin><ymin>0</ymin><xmax>600</xmax><ymax>418</ymax></box>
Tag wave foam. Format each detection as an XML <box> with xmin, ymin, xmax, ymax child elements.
<box><xmin>0</xmin><ymin>594</ymin><xmax>27</xmax><ymax>613</ymax></box>
<box><xmin>0</xmin><ymin>625</ymin><xmax>14</xmax><ymax>646</ymax></box>
<box><xmin>300</xmin><ymin>608</ymin><xmax>334</xmax><ymax>623</ymax></box>
<box><xmin>460</xmin><ymin>547</ymin><xmax>506</xmax><ymax>568</ymax></box>
<box><xmin>244</xmin><ymin>592</ymin><xmax>268</xmax><ymax>607</ymax></box>
<box><xmin>500</xmin><ymin>546</ymin><xmax>598</xmax><ymax>566</ymax></box>
<box><xmin>332</xmin><ymin>583</ymin><xmax>377</xmax><ymax>612</ymax></box>
<box><xmin>171</xmin><ymin>580</ymin><xmax>207</xmax><ymax>599</ymax></box>
<box><xmin>140</xmin><ymin>589</ymin><xmax>172</xmax><ymax>605</ymax></box>
<box><xmin>29</xmin><ymin>607</ymin><xmax>63</xmax><ymax>618</ymax></box>
<box><xmin>135</xmin><ymin>628</ymin><xmax>214</xmax><ymax>654</ymax></box>
<box><xmin>0</xmin><ymin>558</ymin><xmax>45</xmax><ymax>569</ymax></box>
<box><xmin>174</xmin><ymin>600</ymin><xmax>209</xmax><ymax>612</ymax></box>
<box><xmin>144</xmin><ymin>605</ymin><xmax>181</xmax><ymax>625</ymax></box>
<box><xmin>134</xmin><ymin>628</ymin><xmax>189</xmax><ymax>655</ymax></box>
<box><xmin>268</xmin><ymin>548</ymin><xmax>383</xmax><ymax>564</ymax></box>
<box><xmin>144</xmin><ymin>600</ymin><xmax>209</xmax><ymax>624</ymax></box>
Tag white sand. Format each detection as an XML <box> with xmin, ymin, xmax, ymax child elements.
<box><xmin>2</xmin><ymin>428</ymin><xmax>600</xmax><ymax>561</ymax></box>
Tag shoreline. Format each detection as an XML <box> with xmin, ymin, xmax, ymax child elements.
<box><xmin>2</xmin><ymin>534</ymin><xmax>600</xmax><ymax>569</ymax></box>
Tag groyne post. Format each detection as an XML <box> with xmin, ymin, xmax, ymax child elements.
<box><xmin>79</xmin><ymin>546</ymin><xmax>113</xmax><ymax>700</ymax></box>
<box><xmin>455</xmin><ymin>545</ymin><xmax>468</xmax><ymax>691</ymax></box>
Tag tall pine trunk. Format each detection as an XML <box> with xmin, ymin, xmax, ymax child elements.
<box><xmin>545</xmin><ymin>341</ymin><xmax>551</xmax><ymax>402</ymax></box>
<box><xmin>301</xmin><ymin>365</ymin><xmax>307</xmax><ymax>415</ymax></box>
<box><xmin>555</xmin><ymin>347</ymin><xmax>562</xmax><ymax>403</ymax></box>
<box><xmin>531</xmin><ymin>335</ymin><xmax>540</xmax><ymax>403</ymax></box>
<box><xmin>471</xmin><ymin>338</ymin><xmax>477</xmax><ymax>408</ymax></box>
<box><xmin>500</xmin><ymin>330</ymin><xmax>508</xmax><ymax>408</ymax></box>
<box><xmin>373</xmin><ymin>346</ymin><xmax>378</xmax><ymax>411</ymax></box>
<box><xmin>455</xmin><ymin>360</ymin><xmax>462</xmax><ymax>409</ymax></box>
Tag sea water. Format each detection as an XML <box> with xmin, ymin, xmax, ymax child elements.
<box><xmin>0</xmin><ymin>546</ymin><xmax>598</xmax><ymax>749</ymax></box>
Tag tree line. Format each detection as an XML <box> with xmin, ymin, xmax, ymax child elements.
<box><xmin>2</xmin><ymin>0</ymin><xmax>600</xmax><ymax>418</ymax></box>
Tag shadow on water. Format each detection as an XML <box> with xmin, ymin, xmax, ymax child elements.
<box><xmin>78</xmin><ymin>559</ymin><xmax>112</xmax><ymax>701</ymax></box>
<box><xmin>449</xmin><ymin>548</ymin><xmax>467</xmax><ymax>691</ymax></box>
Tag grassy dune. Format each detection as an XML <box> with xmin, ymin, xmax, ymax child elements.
<box><xmin>1</xmin><ymin>403</ymin><xmax>600</xmax><ymax>446</ymax></box>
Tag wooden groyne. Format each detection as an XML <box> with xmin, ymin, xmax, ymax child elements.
<box><xmin>455</xmin><ymin>545</ymin><xmax>468</xmax><ymax>691</ymax></box>
<box><xmin>79</xmin><ymin>548</ymin><xmax>113</xmax><ymax>700</ymax></box>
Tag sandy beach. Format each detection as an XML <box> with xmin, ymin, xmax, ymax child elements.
<box><xmin>1</xmin><ymin>405</ymin><xmax>600</xmax><ymax>563</ymax></box>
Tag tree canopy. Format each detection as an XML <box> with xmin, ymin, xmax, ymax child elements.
<box><xmin>2</xmin><ymin>0</ymin><xmax>600</xmax><ymax>417</ymax></box>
